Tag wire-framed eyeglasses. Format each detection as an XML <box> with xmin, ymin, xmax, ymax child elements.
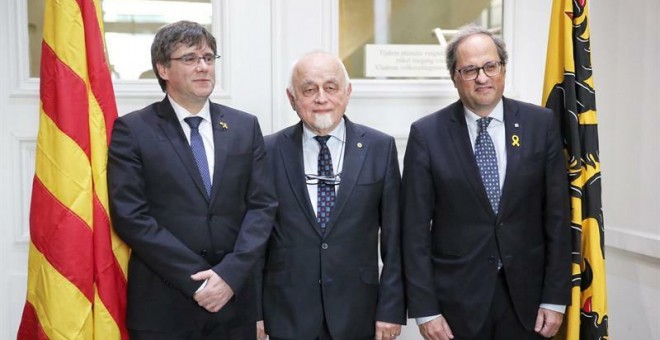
<box><xmin>305</xmin><ymin>173</ymin><xmax>342</xmax><ymax>186</ymax></box>
<box><xmin>456</xmin><ymin>60</ymin><xmax>504</xmax><ymax>81</ymax></box>
<box><xmin>169</xmin><ymin>53</ymin><xmax>221</xmax><ymax>66</ymax></box>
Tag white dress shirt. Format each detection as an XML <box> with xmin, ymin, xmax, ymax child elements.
<box><xmin>302</xmin><ymin>118</ymin><xmax>346</xmax><ymax>216</ymax></box>
<box><xmin>170</xmin><ymin>95</ymin><xmax>215</xmax><ymax>182</ymax></box>
<box><xmin>464</xmin><ymin>99</ymin><xmax>507</xmax><ymax>190</ymax></box>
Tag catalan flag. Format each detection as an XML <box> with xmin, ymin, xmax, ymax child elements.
<box><xmin>17</xmin><ymin>0</ymin><xmax>130</xmax><ymax>338</ymax></box>
<box><xmin>542</xmin><ymin>0</ymin><xmax>609</xmax><ymax>339</ymax></box>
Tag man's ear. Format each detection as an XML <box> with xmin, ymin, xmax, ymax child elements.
<box><xmin>156</xmin><ymin>63</ymin><xmax>169</xmax><ymax>81</ymax></box>
<box><xmin>286</xmin><ymin>89</ymin><xmax>297</xmax><ymax>111</ymax></box>
<box><xmin>450</xmin><ymin>73</ymin><xmax>458</xmax><ymax>88</ymax></box>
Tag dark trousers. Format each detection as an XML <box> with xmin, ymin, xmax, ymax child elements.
<box><xmin>129</xmin><ymin>320</ymin><xmax>255</xmax><ymax>340</ymax></box>
<box><xmin>270</xmin><ymin>317</ymin><xmax>373</xmax><ymax>340</ymax></box>
<box><xmin>269</xmin><ymin>290</ymin><xmax>373</xmax><ymax>340</ymax></box>
<box><xmin>455</xmin><ymin>272</ymin><xmax>545</xmax><ymax>340</ymax></box>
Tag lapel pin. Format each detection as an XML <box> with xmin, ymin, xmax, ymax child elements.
<box><xmin>219</xmin><ymin>121</ymin><xmax>228</xmax><ymax>130</ymax></box>
<box><xmin>511</xmin><ymin>135</ymin><xmax>520</xmax><ymax>147</ymax></box>
<box><xmin>357</xmin><ymin>142</ymin><xmax>363</xmax><ymax>148</ymax></box>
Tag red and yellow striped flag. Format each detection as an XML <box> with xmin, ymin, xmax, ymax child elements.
<box><xmin>542</xmin><ymin>0</ymin><xmax>609</xmax><ymax>339</ymax></box>
<box><xmin>17</xmin><ymin>0</ymin><xmax>130</xmax><ymax>338</ymax></box>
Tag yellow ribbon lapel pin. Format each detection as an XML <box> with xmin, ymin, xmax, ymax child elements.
<box><xmin>511</xmin><ymin>135</ymin><xmax>520</xmax><ymax>147</ymax></box>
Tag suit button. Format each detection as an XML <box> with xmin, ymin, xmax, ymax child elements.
<box><xmin>201</xmin><ymin>250</ymin><xmax>208</xmax><ymax>257</ymax></box>
<box><xmin>488</xmin><ymin>256</ymin><xmax>496</xmax><ymax>264</ymax></box>
<box><xmin>321</xmin><ymin>243</ymin><xmax>329</xmax><ymax>250</ymax></box>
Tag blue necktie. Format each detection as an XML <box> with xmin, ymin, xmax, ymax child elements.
<box><xmin>315</xmin><ymin>135</ymin><xmax>335</xmax><ymax>232</ymax></box>
<box><xmin>475</xmin><ymin>117</ymin><xmax>500</xmax><ymax>214</ymax></box>
<box><xmin>184</xmin><ymin>117</ymin><xmax>211</xmax><ymax>195</ymax></box>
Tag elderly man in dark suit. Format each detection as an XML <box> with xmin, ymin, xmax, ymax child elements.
<box><xmin>108</xmin><ymin>21</ymin><xmax>276</xmax><ymax>340</ymax></box>
<box><xmin>256</xmin><ymin>51</ymin><xmax>405</xmax><ymax>340</ymax></box>
<box><xmin>401</xmin><ymin>26</ymin><xmax>571</xmax><ymax>340</ymax></box>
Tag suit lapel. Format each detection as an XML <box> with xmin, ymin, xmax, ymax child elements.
<box><xmin>209</xmin><ymin>104</ymin><xmax>231</xmax><ymax>205</ymax></box>
<box><xmin>498</xmin><ymin>98</ymin><xmax>522</xmax><ymax>219</ymax></box>
<box><xmin>447</xmin><ymin>101</ymin><xmax>495</xmax><ymax>215</ymax></box>
<box><xmin>281</xmin><ymin>124</ymin><xmax>320</xmax><ymax>233</ymax></box>
<box><xmin>156</xmin><ymin>98</ymin><xmax>210</xmax><ymax>201</ymax></box>
<box><xmin>324</xmin><ymin>118</ymin><xmax>367</xmax><ymax>236</ymax></box>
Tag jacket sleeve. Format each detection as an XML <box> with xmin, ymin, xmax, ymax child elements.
<box><xmin>212</xmin><ymin>117</ymin><xmax>278</xmax><ymax>293</ymax></box>
<box><xmin>376</xmin><ymin>136</ymin><xmax>407</xmax><ymax>324</ymax></box>
<box><xmin>540</xmin><ymin>110</ymin><xmax>572</xmax><ymax>305</ymax></box>
<box><xmin>401</xmin><ymin>123</ymin><xmax>442</xmax><ymax>318</ymax></box>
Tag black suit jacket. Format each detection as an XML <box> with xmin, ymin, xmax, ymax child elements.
<box><xmin>108</xmin><ymin>97</ymin><xmax>277</xmax><ymax>331</ymax></box>
<box><xmin>259</xmin><ymin>118</ymin><xmax>405</xmax><ymax>339</ymax></box>
<box><xmin>401</xmin><ymin>97</ymin><xmax>571</xmax><ymax>337</ymax></box>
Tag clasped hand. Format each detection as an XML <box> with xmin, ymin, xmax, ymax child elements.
<box><xmin>191</xmin><ymin>269</ymin><xmax>234</xmax><ymax>313</ymax></box>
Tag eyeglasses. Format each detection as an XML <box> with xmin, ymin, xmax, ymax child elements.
<box><xmin>305</xmin><ymin>173</ymin><xmax>342</xmax><ymax>186</ymax></box>
<box><xmin>455</xmin><ymin>61</ymin><xmax>504</xmax><ymax>81</ymax></box>
<box><xmin>169</xmin><ymin>53</ymin><xmax>220</xmax><ymax>66</ymax></box>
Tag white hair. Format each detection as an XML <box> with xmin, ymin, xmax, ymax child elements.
<box><xmin>287</xmin><ymin>50</ymin><xmax>351</xmax><ymax>99</ymax></box>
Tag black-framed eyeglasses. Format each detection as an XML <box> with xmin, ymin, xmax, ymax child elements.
<box><xmin>305</xmin><ymin>173</ymin><xmax>342</xmax><ymax>186</ymax></box>
<box><xmin>169</xmin><ymin>53</ymin><xmax>221</xmax><ymax>66</ymax></box>
<box><xmin>456</xmin><ymin>60</ymin><xmax>504</xmax><ymax>81</ymax></box>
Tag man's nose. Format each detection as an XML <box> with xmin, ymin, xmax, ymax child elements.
<box><xmin>195</xmin><ymin>58</ymin><xmax>210</xmax><ymax>70</ymax></box>
<box><xmin>475</xmin><ymin>68</ymin><xmax>489</xmax><ymax>83</ymax></box>
<box><xmin>314</xmin><ymin>90</ymin><xmax>328</xmax><ymax>103</ymax></box>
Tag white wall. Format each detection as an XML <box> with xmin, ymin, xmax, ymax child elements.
<box><xmin>0</xmin><ymin>0</ymin><xmax>658</xmax><ymax>339</ymax></box>
<box><xmin>590</xmin><ymin>1</ymin><xmax>660</xmax><ymax>339</ymax></box>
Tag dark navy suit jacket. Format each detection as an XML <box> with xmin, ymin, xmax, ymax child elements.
<box><xmin>402</xmin><ymin>97</ymin><xmax>571</xmax><ymax>337</ymax></box>
<box><xmin>108</xmin><ymin>97</ymin><xmax>277</xmax><ymax>331</ymax></box>
<box><xmin>259</xmin><ymin>118</ymin><xmax>406</xmax><ymax>339</ymax></box>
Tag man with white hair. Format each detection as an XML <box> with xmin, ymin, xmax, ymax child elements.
<box><xmin>256</xmin><ymin>51</ymin><xmax>406</xmax><ymax>340</ymax></box>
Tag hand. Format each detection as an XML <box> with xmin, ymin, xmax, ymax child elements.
<box><xmin>534</xmin><ymin>307</ymin><xmax>564</xmax><ymax>338</ymax></box>
<box><xmin>191</xmin><ymin>269</ymin><xmax>234</xmax><ymax>313</ymax></box>
<box><xmin>375</xmin><ymin>321</ymin><xmax>401</xmax><ymax>340</ymax></box>
<box><xmin>256</xmin><ymin>320</ymin><xmax>268</xmax><ymax>340</ymax></box>
<box><xmin>418</xmin><ymin>316</ymin><xmax>454</xmax><ymax>340</ymax></box>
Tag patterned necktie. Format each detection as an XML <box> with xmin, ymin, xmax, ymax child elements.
<box><xmin>315</xmin><ymin>135</ymin><xmax>335</xmax><ymax>232</ymax></box>
<box><xmin>184</xmin><ymin>117</ymin><xmax>212</xmax><ymax>195</ymax></box>
<box><xmin>475</xmin><ymin>117</ymin><xmax>500</xmax><ymax>214</ymax></box>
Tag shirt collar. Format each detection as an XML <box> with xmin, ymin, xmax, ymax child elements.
<box><xmin>169</xmin><ymin>95</ymin><xmax>212</xmax><ymax>123</ymax></box>
<box><xmin>464</xmin><ymin>99</ymin><xmax>504</xmax><ymax>125</ymax></box>
<box><xmin>302</xmin><ymin>117</ymin><xmax>346</xmax><ymax>144</ymax></box>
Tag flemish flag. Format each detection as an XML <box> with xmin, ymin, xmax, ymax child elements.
<box><xmin>542</xmin><ymin>0</ymin><xmax>609</xmax><ymax>339</ymax></box>
<box><xmin>17</xmin><ymin>0</ymin><xmax>130</xmax><ymax>338</ymax></box>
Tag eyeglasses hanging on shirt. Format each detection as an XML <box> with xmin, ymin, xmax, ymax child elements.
<box><xmin>305</xmin><ymin>173</ymin><xmax>343</xmax><ymax>186</ymax></box>
<box><xmin>304</xmin><ymin>132</ymin><xmax>345</xmax><ymax>186</ymax></box>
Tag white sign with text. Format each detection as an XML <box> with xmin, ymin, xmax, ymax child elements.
<box><xmin>364</xmin><ymin>44</ymin><xmax>448</xmax><ymax>78</ymax></box>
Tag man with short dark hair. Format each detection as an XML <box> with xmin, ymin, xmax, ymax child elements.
<box><xmin>108</xmin><ymin>21</ymin><xmax>276</xmax><ymax>339</ymax></box>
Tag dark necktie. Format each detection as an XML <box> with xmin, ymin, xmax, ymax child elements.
<box><xmin>315</xmin><ymin>135</ymin><xmax>335</xmax><ymax>232</ymax></box>
<box><xmin>475</xmin><ymin>117</ymin><xmax>500</xmax><ymax>214</ymax></box>
<box><xmin>184</xmin><ymin>117</ymin><xmax>211</xmax><ymax>195</ymax></box>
